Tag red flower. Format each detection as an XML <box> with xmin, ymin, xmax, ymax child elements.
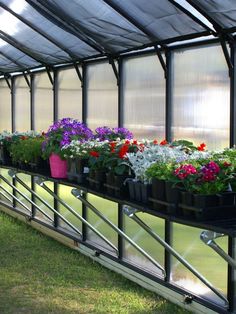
<box><xmin>109</xmin><ymin>141</ymin><xmax>116</xmax><ymax>152</ymax></box>
<box><xmin>125</xmin><ymin>140</ymin><xmax>130</xmax><ymax>144</ymax></box>
<box><xmin>153</xmin><ymin>139</ymin><xmax>158</xmax><ymax>145</ymax></box>
<box><xmin>160</xmin><ymin>139</ymin><xmax>168</xmax><ymax>145</ymax></box>
<box><xmin>197</xmin><ymin>143</ymin><xmax>206</xmax><ymax>151</ymax></box>
<box><xmin>90</xmin><ymin>151</ymin><xmax>99</xmax><ymax>157</ymax></box>
<box><xmin>133</xmin><ymin>139</ymin><xmax>138</xmax><ymax>145</ymax></box>
<box><xmin>119</xmin><ymin>144</ymin><xmax>129</xmax><ymax>159</ymax></box>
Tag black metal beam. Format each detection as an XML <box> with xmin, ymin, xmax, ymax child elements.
<box><xmin>168</xmin><ymin>0</ymin><xmax>215</xmax><ymax>35</ymax></box>
<box><xmin>0</xmin><ymin>2</ymin><xmax>82</xmax><ymax>63</ymax></box>
<box><xmin>0</xmin><ymin>30</ymin><xmax>45</xmax><ymax>65</ymax></box>
<box><xmin>220</xmin><ymin>37</ymin><xmax>233</xmax><ymax>77</ymax></box>
<box><xmin>154</xmin><ymin>45</ymin><xmax>167</xmax><ymax>78</ymax></box>
<box><xmin>25</xmin><ymin>0</ymin><xmax>106</xmax><ymax>55</ymax></box>
<box><xmin>46</xmin><ymin>66</ymin><xmax>54</xmax><ymax>86</ymax></box>
<box><xmin>108</xmin><ymin>57</ymin><xmax>119</xmax><ymax>85</ymax></box>
<box><xmin>23</xmin><ymin>72</ymin><xmax>31</xmax><ymax>90</ymax></box>
<box><xmin>73</xmin><ymin>63</ymin><xmax>83</xmax><ymax>87</ymax></box>
<box><xmin>165</xmin><ymin>50</ymin><xmax>172</xmax><ymax>143</ymax></box>
<box><xmin>230</xmin><ymin>43</ymin><xmax>236</xmax><ymax>147</ymax></box>
<box><xmin>4</xmin><ymin>75</ymin><xmax>11</xmax><ymax>91</ymax></box>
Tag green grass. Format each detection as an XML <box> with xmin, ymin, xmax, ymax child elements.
<box><xmin>0</xmin><ymin>211</ymin><xmax>191</xmax><ymax>314</ymax></box>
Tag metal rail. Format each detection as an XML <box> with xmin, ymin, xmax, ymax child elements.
<box><xmin>34</xmin><ymin>177</ymin><xmax>118</xmax><ymax>254</ymax></box>
<box><xmin>71</xmin><ymin>188</ymin><xmax>166</xmax><ymax>276</ymax></box>
<box><xmin>123</xmin><ymin>205</ymin><xmax>228</xmax><ymax>306</ymax></box>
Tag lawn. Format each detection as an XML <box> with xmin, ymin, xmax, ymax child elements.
<box><xmin>0</xmin><ymin>211</ymin><xmax>191</xmax><ymax>314</ymax></box>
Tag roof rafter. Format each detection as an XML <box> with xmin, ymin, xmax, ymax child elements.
<box><xmin>0</xmin><ymin>30</ymin><xmax>45</xmax><ymax>66</ymax></box>
<box><xmin>102</xmin><ymin>0</ymin><xmax>167</xmax><ymax>49</ymax></box>
<box><xmin>0</xmin><ymin>2</ymin><xmax>82</xmax><ymax>62</ymax></box>
<box><xmin>25</xmin><ymin>0</ymin><xmax>107</xmax><ymax>55</ymax></box>
<box><xmin>185</xmin><ymin>0</ymin><xmax>234</xmax><ymax>42</ymax></box>
<box><xmin>0</xmin><ymin>50</ymin><xmax>28</xmax><ymax>71</ymax></box>
<box><xmin>168</xmin><ymin>0</ymin><xmax>215</xmax><ymax>35</ymax></box>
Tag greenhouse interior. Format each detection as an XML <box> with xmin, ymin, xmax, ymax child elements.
<box><xmin>1</xmin><ymin>0</ymin><xmax>236</xmax><ymax>313</ymax></box>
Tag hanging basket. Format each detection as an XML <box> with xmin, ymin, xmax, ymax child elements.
<box><xmin>49</xmin><ymin>153</ymin><xmax>67</xmax><ymax>179</ymax></box>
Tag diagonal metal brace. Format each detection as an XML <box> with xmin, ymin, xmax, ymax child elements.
<box><xmin>72</xmin><ymin>188</ymin><xmax>165</xmax><ymax>276</ymax></box>
<box><xmin>0</xmin><ymin>174</ymin><xmax>53</xmax><ymax>222</ymax></box>
<box><xmin>124</xmin><ymin>206</ymin><xmax>228</xmax><ymax>306</ymax></box>
<box><xmin>201</xmin><ymin>231</ymin><xmax>236</xmax><ymax>269</ymax></box>
<box><xmin>34</xmin><ymin>178</ymin><xmax>118</xmax><ymax>253</ymax></box>
<box><xmin>8</xmin><ymin>171</ymin><xmax>82</xmax><ymax>236</ymax></box>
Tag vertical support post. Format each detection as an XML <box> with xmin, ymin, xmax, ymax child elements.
<box><xmin>11</xmin><ymin>76</ymin><xmax>15</xmax><ymax>132</ymax></box>
<box><xmin>118</xmin><ymin>58</ymin><xmax>123</xmax><ymax>128</ymax></box>
<box><xmin>165</xmin><ymin>220</ymin><xmax>172</xmax><ymax>282</ymax></box>
<box><xmin>11</xmin><ymin>76</ymin><xmax>16</xmax><ymax>208</ymax></box>
<box><xmin>165</xmin><ymin>50</ymin><xmax>172</xmax><ymax>143</ymax></box>
<box><xmin>53</xmin><ymin>70</ymin><xmax>58</xmax><ymax>122</ymax></box>
<box><xmin>230</xmin><ymin>43</ymin><xmax>236</xmax><ymax>147</ymax></box>
<box><xmin>30</xmin><ymin>74</ymin><xmax>35</xmax><ymax>216</ymax></box>
<box><xmin>228</xmin><ymin>236</ymin><xmax>236</xmax><ymax>312</ymax></box>
<box><xmin>118</xmin><ymin>203</ymin><xmax>123</xmax><ymax>259</ymax></box>
<box><xmin>82</xmin><ymin>63</ymin><xmax>87</xmax><ymax>124</ymax></box>
<box><xmin>54</xmin><ymin>183</ymin><xmax>59</xmax><ymax>228</ymax></box>
<box><xmin>82</xmin><ymin>63</ymin><xmax>87</xmax><ymax>241</ymax></box>
<box><xmin>30</xmin><ymin>74</ymin><xmax>35</xmax><ymax>130</ymax></box>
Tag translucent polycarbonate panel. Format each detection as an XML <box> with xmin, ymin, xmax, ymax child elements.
<box><xmin>0</xmin><ymin>168</ymin><xmax>13</xmax><ymax>204</ymax></box>
<box><xmin>87</xmin><ymin>62</ymin><xmax>118</xmax><ymax>130</ymax></box>
<box><xmin>14</xmin><ymin>76</ymin><xmax>30</xmax><ymax>132</ymax></box>
<box><xmin>58</xmin><ymin>184</ymin><xmax>82</xmax><ymax>236</ymax></box>
<box><xmin>58</xmin><ymin>68</ymin><xmax>82</xmax><ymax>120</ymax></box>
<box><xmin>34</xmin><ymin>180</ymin><xmax>54</xmax><ymax>225</ymax></box>
<box><xmin>14</xmin><ymin>173</ymin><xmax>32</xmax><ymax>214</ymax></box>
<box><xmin>123</xmin><ymin>54</ymin><xmax>165</xmax><ymax>140</ymax></box>
<box><xmin>34</xmin><ymin>72</ymin><xmax>53</xmax><ymax>132</ymax></box>
<box><xmin>172</xmin><ymin>44</ymin><xmax>230</xmax><ymax>150</ymax></box>
<box><xmin>86</xmin><ymin>194</ymin><xmax>118</xmax><ymax>254</ymax></box>
<box><xmin>0</xmin><ymin>79</ymin><xmax>11</xmax><ymax>131</ymax></box>
<box><xmin>123</xmin><ymin>212</ymin><xmax>164</xmax><ymax>277</ymax></box>
<box><xmin>171</xmin><ymin>223</ymin><xmax>228</xmax><ymax>305</ymax></box>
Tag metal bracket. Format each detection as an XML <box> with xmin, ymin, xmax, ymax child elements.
<box><xmin>4</xmin><ymin>74</ymin><xmax>12</xmax><ymax>91</ymax></box>
<box><xmin>220</xmin><ymin>36</ymin><xmax>233</xmax><ymax>77</ymax></box>
<box><xmin>46</xmin><ymin>66</ymin><xmax>54</xmax><ymax>86</ymax></box>
<box><xmin>23</xmin><ymin>71</ymin><xmax>31</xmax><ymax>90</ymax></box>
<box><xmin>123</xmin><ymin>206</ymin><xmax>228</xmax><ymax>306</ymax></box>
<box><xmin>73</xmin><ymin>62</ymin><xmax>83</xmax><ymax>88</ymax></box>
<box><xmin>72</xmin><ymin>189</ymin><xmax>165</xmax><ymax>275</ymax></box>
<box><xmin>201</xmin><ymin>230</ymin><xmax>236</xmax><ymax>269</ymax></box>
<box><xmin>108</xmin><ymin>57</ymin><xmax>119</xmax><ymax>86</ymax></box>
<box><xmin>154</xmin><ymin>45</ymin><xmax>167</xmax><ymax>78</ymax></box>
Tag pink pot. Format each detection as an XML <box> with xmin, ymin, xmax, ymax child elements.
<box><xmin>49</xmin><ymin>153</ymin><xmax>67</xmax><ymax>179</ymax></box>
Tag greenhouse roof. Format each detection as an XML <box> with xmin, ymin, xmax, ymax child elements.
<box><xmin>0</xmin><ymin>0</ymin><xmax>236</xmax><ymax>74</ymax></box>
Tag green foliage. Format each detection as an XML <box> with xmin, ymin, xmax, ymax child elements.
<box><xmin>145</xmin><ymin>161</ymin><xmax>175</xmax><ymax>181</ymax></box>
<box><xmin>9</xmin><ymin>136</ymin><xmax>45</xmax><ymax>165</ymax></box>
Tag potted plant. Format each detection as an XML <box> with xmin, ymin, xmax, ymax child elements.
<box><xmin>42</xmin><ymin>118</ymin><xmax>93</xmax><ymax>178</ymax></box>
<box><xmin>62</xmin><ymin>140</ymin><xmax>92</xmax><ymax>183</ymax></box>
<box><xmin>9</xmin><ymin>135</ymin><xmax>45</xmax><ymax>171</ymax></box>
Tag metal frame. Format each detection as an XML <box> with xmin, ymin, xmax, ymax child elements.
<box><xmin>0</xmin><ymin>167</ymin><xmax>234</xmax><ymax>313</ymax></box>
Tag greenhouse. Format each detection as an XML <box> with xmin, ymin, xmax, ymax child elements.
<box><xmin>1</xmin><ymin>1</ymin><xmax>236</xmax><ymax>313</ymax></box>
